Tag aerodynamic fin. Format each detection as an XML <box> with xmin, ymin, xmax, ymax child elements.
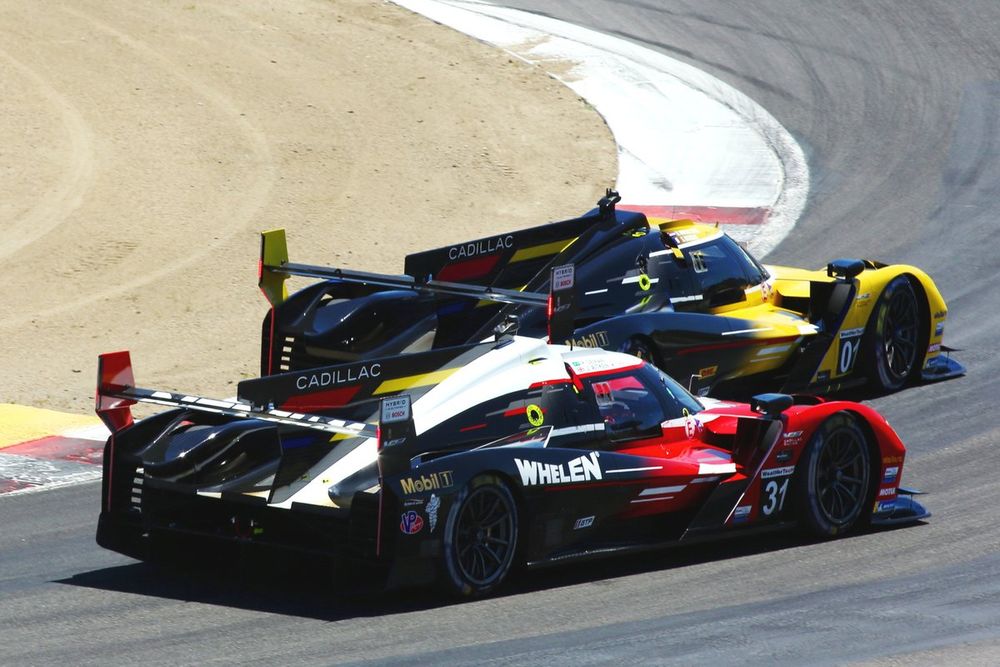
<box><xmin>95</xmin><ymin>351</ymin><xmax>377</xmax><ymax>439</ymax></box>
<box><xmin>402</xmin><ymin>189</ymin><xmax>642</xmax><ymax>290</ymax></box>
<box><xmin>96</xmin><ymin>351</ymin><xmax>138</xmax><ymax>433</ymax></box>
<box><xmin>259</xmin><ymin>228</ymin><xmax>290</xmax><ymax>307</ymax></box>
<box><xmin>258</xmin><ymin>229</ymin><xmax>547</xmax><ymax>309</ymax></box>
<box><xmin>238</xmin><ymin>340</ymin><xmax>498</xmax><ymax>414</ymax></box>
<box><xmin>547</xmin><ymin>264</ymin><xmax>577</xmax><ymax>344</ymax></box>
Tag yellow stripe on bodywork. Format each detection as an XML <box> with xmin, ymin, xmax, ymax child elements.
<box><xmin>0</xmin><ymin>404</ymin><xmax>101</xmax><ymax>449</ymax></box>
<box><xmin>373</xmin><ymin>368</ymin><xmax>460</xmax><ymax>395</ymax></box>
<box><xmin>510</xmin><ymin>238</ymin><xmax>575</xmax><ymax>263</ymax></box>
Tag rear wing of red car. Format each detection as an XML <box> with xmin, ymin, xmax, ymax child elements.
<box><xmin>95</xmin><ymin>350</ymin><xmax>379</xmax><ymax>440</ymax></box>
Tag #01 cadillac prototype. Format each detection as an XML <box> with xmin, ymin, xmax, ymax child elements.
<box><xmin>258</xmin><ymin>191</ymin><xmax>963</xmax><ymax>399</ymax></box>
<box><xmin>95</xmin><ymin>333</ymin><xmax>928</xmax><ymax>597</ymax></box>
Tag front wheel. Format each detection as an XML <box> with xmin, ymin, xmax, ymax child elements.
<box><xmin>441</xmin><ymin>475</ymin><xmax>518</xmax><ymax>597</ymax></box>
<box><xmin>794</xmin><ymin>412</ymin><xmax>874</xmax><ymax>537</ymax></box>
<box><xmin>863</xmin><ymin>276</ymin><xmax>921</xmax><ymax>392</ymax></box>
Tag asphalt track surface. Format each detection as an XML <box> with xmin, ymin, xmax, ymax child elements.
<box><xmin>5</xmin><ymin>3</ymin><xmax>1000</xmax><ymax>665</ymax></box>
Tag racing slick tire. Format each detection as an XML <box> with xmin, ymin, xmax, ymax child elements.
<box><xmin>863</xmin><ymin>276</ymin><xmax>921</xmax><ymax>392</ymax></box>
<box><xmin>441</xmin><ymin>475</ymin><xmax>519</xmax><ymax>597</ymax></box>
<box><xmin>794</xmin><ymin>411</ymin><xmax>874</xmax><ymax>538</ymax></box>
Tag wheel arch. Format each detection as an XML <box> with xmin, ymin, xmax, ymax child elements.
<box><xmin>896</xmin><ymin>273</ymin><xmax>932</xmax><ymax>376</ymax></box>
<box><xmin>842</xmin><ymin>408</ymin><xmax>883</xmax><ymax>514</ymax></box>
<box><xmin>862</xmin><ymin>268</ymin><xmax>935</xmax><ymax>377</ymax></box>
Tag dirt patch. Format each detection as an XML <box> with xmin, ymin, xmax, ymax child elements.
<box><xmin>0</xmin><ymin>0</ymin><xmax>615</xmax><ymax>414</ymax></box>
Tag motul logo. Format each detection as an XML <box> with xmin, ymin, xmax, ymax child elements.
<box><xmin>514</xmin><ymin>452</ymin><xmax>602</xmax><ymax>486</ymax></box>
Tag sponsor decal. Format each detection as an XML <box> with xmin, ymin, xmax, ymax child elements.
<box><xmin>526</xmin><ymin>404</ymin><xmax>545</xmax><ymax>427</ymax></box>
<box><xmin>875</xmin><ymin>500</ymin><xmax>897</xmax><ymax>513</ymax></box>
<box><xmin>783</xmin><ymin>430</ymin><xmax>803</xmax><ymax>445</ymax></box>
<box><xmin>883</xmin><ymin>455</ymin><xmax>903</xmax><ymax>465</ymax></box>
<box><xmin>698</xmin><ymin>365</ymin><xmax>718</xmax><ymax>379</ymax></box>
<box><xmin>683</xmin><ymin>411</ymin><xmax>703</xmax><ymax>439</ymax></box>
<box><xmin>761</xmin><ymin>466</ymin><xmax>795</xmax><ymax>479</ymax></box>
<box><xmin>855</xmin><ymin>293</ymin><xmax>871</xmax><ymax>301</ymax></box>
<box><xmin>637</xmin><ymin>274</ymin><xmax>652</xmax><ymax>291</ymax></box>
<box><xmin>552</xmin><ymin>264</ymin><xmax>575</xmax><ymax>291</ymax></box>
<box><xmin>816</xmin><ymin>370</ymin><xmax>831</xmax><ymax>383</ymax></box>
<box><xmin>399</xmin><ymin>510</ymin><xmax>424</xmax><ymax>535</ymax></box>
<box><xmin>426</xmin><ymin>494</ymin><xmax>440</xmax><ymax>533</ymax></box>
<box><xmin>447</xmin><ymin>235</ymin><xmax>514</xmax><ymax>261</ymax></box>
<box><xmin>838</xmin><ymin>329</ymin><xmax>864</xmax><ymax>374</ymax></box>
<box><xmin>514</xmin><ymin>452</ymin><xmax>601</xmax><ymax>486</ymax></box>
<box><xmin>295</xmin><ymin>363</ymin><xmax>381</xmax><ymax>390</ymax></box>
<box><xmin>568</xmin><ymin>357</ymin><xmax>628</xmax><ymax>375</ymax></box>
<box><xmin>933</xmin><ymin>310</ymin><xmax>947</xmax><ymax>320</ymax></box>
<box><xmin>935</xmin><ymin>322</ymin><xmax>945</xmax><ymax>337</ymax></box>
<box><xmin>879</xmin><ymin>487</ymin><xmax>896</xmax><ymax>497</ymax></box>
<box><xmin>776</xmin><ymin>449</ymin><xmax>793</xmax><ymax>463</ymax></box>
<box><xmin>882</xmin><ymin>466</ymin><xmax>899</xmax><ymax>484</ymax></box>
<box><xmin>573</xmin><ymin>515</ymin><xmax>595</xmax><ymax>530</ymax></box>
<box><xmin>400</xmin><ymin>471</ymin><xmax>454</xmax><ymax>495</ymax></box>
<box><xmin>927</xmin><ymin>343</ymin><xmax>941</xmax><ymax>354</ymax></box>
<box><xmin>403</xmin><ymin>498</ymin><xmax>424</xmax><ymax>507</ymax></box>
<box><xmin>567</xmin><ymin>331</ymin><xmax>610</xmax><ymax>349</ymax></box>
<box><xmin>733</xmin><ymin>505</ymin><xmax>752</xmax><ymax>522</ymax></box>
<box><xmin>381</xmin><ymin>395</ymin><xmax>411</xmax><ymax>424</ymax></box>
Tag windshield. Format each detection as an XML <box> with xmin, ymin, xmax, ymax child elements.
<box><xmin>684</xmin><ymin>234</ymin><xmax>769</xmax><ymax>308</ymax></box>
<box><xmin>585</xmin><ymin>363</ymin><xmax>703</xmax><ymax>442</ymax></box>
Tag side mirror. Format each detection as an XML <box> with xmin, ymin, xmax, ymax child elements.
<box><xmin>827</xmin><ymin>258</ymin><xmax>865</xmax><ymax>281</ymax></box>
<box><xmin>750</xmin><ymin>392</ymin><xmax>793</xmax><ymax>419</ymax></box>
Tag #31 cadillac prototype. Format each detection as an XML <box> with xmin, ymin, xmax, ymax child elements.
<box><xmin>95</xmin><ymin>334</ymin><xmax>928</xmax><ymax>597</ymax></box>
<box><xmin>258</xmin><ymin>191</ymin><xmax>963</xmax><ymax>399</ymax></box>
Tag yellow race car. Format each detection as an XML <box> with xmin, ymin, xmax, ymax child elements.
<box><xmin>258</xmin><ymin>191</ymin><xmax>964</xmax><ymax>399</ymax></box>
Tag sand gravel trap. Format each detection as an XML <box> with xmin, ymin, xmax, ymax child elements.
<box><xmin>0</xmin><ymin>0</ymin><xmax>614</xmax><ymax>414</ymax></box>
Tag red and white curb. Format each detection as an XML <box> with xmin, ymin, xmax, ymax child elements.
<box><xmin>0</xmin><ymin>422</ymin><xmax>107</xmax><ymax>496</ymax></box>
<box><xmin>393</xmin><ymin>0</ymin><xmax>808</xmax><ymax>256</ymax></box>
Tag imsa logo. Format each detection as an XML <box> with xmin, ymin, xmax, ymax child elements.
<box><xmin>514</xmin><ymin>452</ymin><xmax>602</xmax><ymax>486</ymax></box>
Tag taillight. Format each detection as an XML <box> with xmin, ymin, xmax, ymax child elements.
<box><xmin>546</xmin><ymin>293</ymin><xmax>554</xmax><ymax>342</ymax></box>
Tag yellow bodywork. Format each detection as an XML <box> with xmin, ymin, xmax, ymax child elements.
<box><xmin>768</xmin><ymin>262</ymin><xmax>948</xmax><ymax>383</ymax></box>
<box><xmin>653</xmin><ymin>218</ymin><xmax>949</xmax><ymax>388</ymax></box>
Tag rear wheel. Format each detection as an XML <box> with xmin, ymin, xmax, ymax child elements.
<box><xmin>442</xmin><ymin>475</ymin><xmax>518</xmax><ymax>597</ymax></box>
<box><xmin>794</xmin><ymin>412</ymin><xmax>873</xmax><ymax>537</ymax></box>
<box><xmin>864</xmin><ymin>276</ymin><xmax>920</xmax><ymax>391</ymax></box>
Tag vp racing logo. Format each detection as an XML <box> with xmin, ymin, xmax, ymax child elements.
<box><xmin>514</xmin><ymin>452</ymin><xmax>602</xmax><ymax>486</ymax></box>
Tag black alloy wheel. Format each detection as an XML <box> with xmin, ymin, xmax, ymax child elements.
<box><xmin>443</xmin><ymin>476</ymin><xmax>518</xmax><ymax>597</ymax></box>
<box><xmin>867</xmin><ymin>276</ymin><xmax>921</xmax><ymax>391</ymax></box>
<box><xmin>795</xmin><ymin>412</ymin><xmax>873</xmax><ymax>537</ymax></box>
